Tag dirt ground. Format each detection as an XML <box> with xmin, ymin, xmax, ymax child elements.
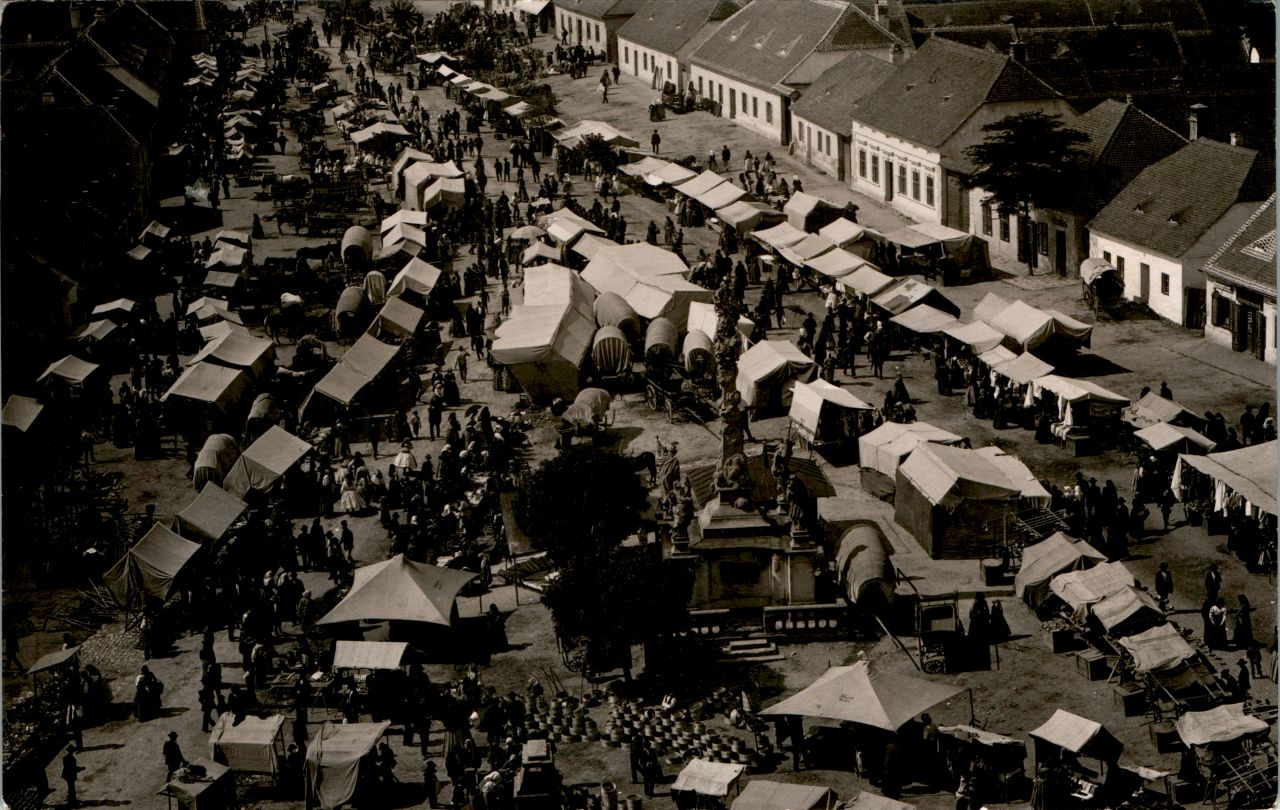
<box><xmin>15</xmin><ymin>3</ymin><xmax>1278</xmax><ymax>809</ymax></box>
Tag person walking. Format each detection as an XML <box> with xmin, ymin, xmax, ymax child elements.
<box><xmin>650</xmin><ymin>129</ymin><xmax>661</xmax><ymax>155</ymax></box>
<box><xmin>1204</xmin><ymin>562</ymin><xmax>1222</xmax><ymax>604</ymax></box>
<box><xmin>456</xmin><ymin>350</ymin><xmax>469</xmax><ymax>383</ymax></box>
<box><xmin>424</xmin><ymin>760</ymin><xmax>441</xmax><ymax>808</ymax></box>
<box><xmin>63</xmin><ymin>745</ymin><xmax>84</xmax><ymax>806</ymax></box>
<box><xmin>1155</xmin><ymin>562</ymin><xmax>1174</xmax><ymax>610</ymax></box>
<box><xmin>164</xmin><ymin>731</ymin><xmax>187</xmax><ymax>781</ymax></box>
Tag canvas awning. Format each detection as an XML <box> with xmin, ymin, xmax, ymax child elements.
<box><xmin>619</xmin><ymin>156</ymin><xmax>670</xmax><ymax>179</ymax></box>
<box><xmin>383</xmin><ymin>222</ymin><xmax>428</xmax><ymax>250</ymax></box>
<box><xmin>224</xmin><ymin>426</ymin><xmax>312</xmax><ymax>500</ymax></box>
<box><xmin>3</xmin><ymin>395</ymin><xmax>44</xmax><ymax>433</ymax></box>
<box><xmin>974</xmin><ymin>446</ymin><xmax>1050</xmax><ymax>505</ymax></box>
<box><xmin>1031</xmin><ymin>375</ymin><xmax>1129</xmax><ymax>406</ymax></box>
<box><xmin>779</xmin><ymin>234</ymin><xmax>835</xmax><ymax>267</ymax></box>
<box><xmin>77</xmin><ymin>320</ymin><xmax>117</xmax><ymax>342</ymax></box>
<box><xmin>172</xmin><ymin>483</ymin><xmax>246</xmax><ymax>543</ymax></box>
<box><xmin>1134</xmin><ymin>422</ymin><xmax>1215</xmax><ymax>454</ymax></box>
<box><xmin>818</xmin><ymin>218</ymin><xmax>865</xmax><ymax>247</ymax></box>
<box><xmin>806</xmin><ymin>248</ymin><xmax>866</xmax><ymax>279</ymax></box>
<box><xmin>1014</xmin><ymin>532</ymin><xmax>1106</xmax><ymax>603</ymax></box>
<box><xmin>449</xmin><ymin>73</ymin><xmax>472</xmax><ymax>85</ymax></box>
<box><xmin>570</xmin><ymin>233</ymin><xmax>615</xmax><ymax>260</ymax></box>
<box><xmin>162</xmin><ymin>363</ymin><xmax>250</xmax><ymax>412</ymax></box>
<box><xmin>522</xmin><ymin>241</ymin><xmax>561</xmax><ymax>265</ymax></box>
<box><xmin>503</xmin><ymin>101</ymin><xmax>532</xmax><ymax>117</ymax></box>
<box><xmin>209</xmin><ymin>713</ymin><xmax>285</xmax><ymax>774</ymax></box>
<box><xmin>672</xmin><ymin>759</ymin><xmax>745</xmax><ymax>797</ymax></box>
<box><xmin>553</xmin><ymin>120</ymin><xmax>638</xmax><ymax>148</ymax></box>
<box><xmin>732</xmin><ymin>780</ymin><xmax>834</xmax><ymax>810</ymax></box>
<box><xmin>105</xmin><ymin>524</ymin><xmax>202</xmax><ymax>606</ymax></box>
<box><xmin>389</xmin><ymin>258</ymin><xmax>442</xmax><ymax>298</ymax></box>
<box><xmin>647</xmin><ymin>161</ymin><xmax>697</xmax><ymax>186</ymax></box>
<box><xmin>514</xmin><ymin>0</ymin><xmax>552</xmax><ymax>13</ymax></box>
<box><xmin>27</xmin><ymin>646</ymin><xmax>79</xmax><ymax>675</ymax></box>
<box><xmin>1091</xmin><ymin>586</ymin><xmax>1162</xmax><ymax>635</ymax></box>
<box><xmin>1122</xmin><ymin>392</ymin><xmax>1206</xmax><ymax>432</ymax></box>
<box><xmin>39</xmin><ymin>355</ymin><xmax>100</xmax><ymax>385</ymax></box>
<box><xmin>312</xmin><ymin>334</ymin><xmax>401</xmax><ymax>407</ymax></box>
<box><xmin>215</xmin><ymin>229</ymin><xmax>250</xmax><ymax>248</ymax></box>
<box><xmin>1176</xmin><ymin>704</ymin><xmax>1268</xmax><ymax>747</ymax></box>
<box><xmin>898</xmin><ymin>443</ymin><xmax>1021</xmax><ymax>509</ymax></box>
<box><xmin>478</xmin><ymin>88</ymin><xmax>511</xmax><ymax>103</ymax></box>
<box><xmin>423</xmin><ymin>177</ymin><xmax>467</xmax><ymax>209</ymax></box>
<box><xmin>789</xmin><ymin>379</ymin><xmax>871</xmax><ymax>437</ymax></box>
<box><xmin>857</xmin><ymin>421</ymin><xmax>964</xmax><ymax>479</ymax></box>
<box><xmin>735</xmin><ymin>340</ymin><xmax>818</xmax><ymax>407</ymax></box>
<box><xmin>753</xmin><ymin>221</ymin><xmax>808</xmax><ymax>250</ymax></box>
<box><xmin>581</xmin><ymin>244</ymin><xmax>707</xmax><ymax>328</ymax></box>
<box><xmin>976</xmin><ymin>295</ymin><xmax>1093</xmax><ymax>352</ymax></box>
<box><xmin>695</xmin><ymin>180</ymin><xmax>748</xmax><ymax>210</ymax></box>
<box><xmin>493</xmin><ymin>267</ymin><xmax>596</xmax><ymax>401</ymax></box>
<box><xmin>845</xmin><ymin>793</ymin><xmax>914</xmax><ymax>810</ymax></box>
<box><xmin>716</xmin><ymin>200</ymin><xmax>783</xmax><ymax>232</ymax></box>
<box><xmin>351</xmin><ymin>122</ymin><xmax>411</xmax><ymax>145</ymax></box>
<box><xmin>942</xmin><ymin>321</ymin><xmax>1005</xmax><ymax>353</ymax></box>
<box><xmin>891</xmin><ymin>305</ymin><xmax>958</xmax><ymax>334</ymax></box>
<box><xmin>836</xmin><ymin>523</ymin><xmax>894</xmax><ymax>606</ymax></box>
<box><xmin>783</xmin><ymin>191</ymin><xmax>838</xmax><ymax>229</ymax></box>
<box><xmin>1049</xmin><ymin>561</ymin><xmax>1134</xmax><ymax>619</ymax></box>
<box><xmin>539</xmin><ymin>208</ymin><xmax>606</xmax><ymax>234</ymax></box>
<box><xmin>91</xmin><ymin>298</ymin><xmax>135</xmax><ymax>318</ymax></box>
<box><xmin>872</xmin><ymin>279</ymin><xmax>960</xmax><ymax>317</ymax></box>
<box><xmin>991</xmin><ymin>353</ymin><xmax>1054</xmax><ymax>385</ymax></box>
<box><xmin>306</xmin><ymin>722</ymin><xmax>391</xmax><ymax>809</ymax></box>
<box><xmin>189</xmin><ymin>330</ymin><xmax>274</xmax><ymax>378</ymax></box>
<box><xmin>1029</xmin><ymin>710</ymin><xmax>1123</xmax><ymax>761</ymax></box>
<box><xmin>390</xmin><ymin>149</ymin><xmax>434</xmax><ymax>189</ymax></box>
<box><xmin>317</xmin><ymin>554</ymin><xmax>473</xmax><ymax>625</ymax></box>
<box><xmin>977</xmin><ymin>346</ymin><xmax>1017</xmax><ymax>369</ymax></box>
<box><xmin>1175</xmin><ymin>441</ymin><xmax>1277</xmax><ymax>516</ymax></box>
<box><xmin>839</xmin><ymin>265</ymin><xmax>895</xmax><ymax>297</ymax></box>
<box><xmin>126</xmin><ymin>244</ymin><xmax>153</xmax><ymax>262</ymax></box>
<box><xmin>761</xmin><ymin>661</ymin><xmax>963</xmax><ymax>731</ymax></box>
<box><xmin>333</xmin><ymin>640</ymin><xmax>410</xmax><ymax>670</ymax></box>
<box><xmin>1118</xmin><ymin>625</ymin><xmax>1196</xmax><ymax>673</ymax></box>
<box><xmin>371</xmin><ymin>297</ymin><xmax>424</xmax><ymax>339</ymax></box>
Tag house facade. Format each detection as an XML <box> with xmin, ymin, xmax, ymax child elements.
<box><xmin>1087</xmin><ymin>138</ymin><xmax>1271</xmax><ymax>326</ymax></box>
<box><xmin>790</xmin><ymin>51</ymin><xmax>896</xmax><ymax>181</ymax></box>
<box><xmin>688</xmin><ymin>0</ymin><xmax>903</xmax><ymax>144</ymax></box>
<box><xmin>615</xmin><ymin>0</ymin><xmax>740</xmax><ymax>92</ymax></box>
<box><xmin>554</xmin><ymin>0</ymin><xmax>642</xmax><ymax>62</ymax></box>
<box><xmin>1201</xmin><ymin>195</ymin><xmax>1276</xmax><ymax>363</ymax></box>
<box><xmin>849</xmin><ymin>37</ymin><xmax>1071</xmax><ymax>228</ymax></box>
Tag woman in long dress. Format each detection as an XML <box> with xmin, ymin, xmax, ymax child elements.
<box><xmin>338</xmin><ymin>475</ymin><xmax>366</xmax><ymax>515</ymax></box>
<box><xmin>1234</xmin><ymin>594</ymin><xmax>1255</xmax><ymax>648</ymax></box>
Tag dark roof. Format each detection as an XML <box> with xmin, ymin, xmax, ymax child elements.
<box><xmin>1202</xmin><ymin>194</ymin><xmax>1277</xmax><ymax>297</ymax></box>
<box><xmin>851</xmin><ymin>36</ymin><xmax>1060</xmax><ymax>148</ymax></box>
<box><xmin>817</xmin><ymin>3</ymin><xmax>905</xmax><ymax>51</ymax></box>
<box><xmin>901</xmin><ymin>0</ymin><xmax>1208</xmax><ymax>31</ymax></box>
<box><xmin>615</xmin><ymin>0</ymin><xmax>740</xmax><ymax>58</ymax></box>
<box><xmin>791</xmin><ymin>51</ymin><xmax>896</xmax><ymax>132</ymax></box>
<box><xmin>555</xmin><ymin>0</ymin><xmax>646</xmax><ymax>21</ymax></box>
<box><xmin>1087</xmin><ymin>138</ymin><xmax>1269</xmax><ymax>259</ymax></box>
<box><xmin>1070</xmin><ymin>99</ymin><xmax>1187</xmax><ymax>212</ymax></box>
<box><xmin>689</xmin><ymin>0</ymin><xmax>876</xmax><ymax>91</ymax></box>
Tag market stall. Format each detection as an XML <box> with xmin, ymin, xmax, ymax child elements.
<box><xmin>332</xmin><ymin>640</ymin><xmax>410</xmax><ymax>670</ymax></box>
<box><xmin>894</xmin><ymin>443</ymin><xmax>1022</xmax><ymax>559</ymax></box>
<box><xmin>1028</xmin><ymin>709</ymin><xmax>1123</xmax><ymax>772</ymax></box>
<box><xmin>1117</xmin><ymin>624</ymin><xmax>1196</xmax><ymax>673</ymax></box>
<box><xmin>761</xmin><ymin>661</ymin><xmax>963</xmax><ymax>732</ymax></box>
<box><xmin>1014</xmin><ymin>533</ymin><xmax>1106</xmax><ymax>609</ymax></box>
<box><xmin>159</xmin><ymin>759</ymin><xmax>234</xmax><ymax>810</ymax></box>
<box><xmin>171</xmin><ymin>483</ymin><xmax>246</xmax><ymax>544</ymax></box>
<box><xmin>731</xmin><ymin>780</ymin><xmax>834</xmax><ymax>810</ymax></box>
<box><xmin>208</xmin><ymin>713</ymin><xmax>286</xmax><ymax>777</ymax></box>
<box><xmin>316</xmin><ymin>554</ymin><xmax>474</xmax><ymax>628</ymax></box>
<box><xmin>783</xmin><ymin>191</ymin><xmax>841</xmax><ymax>232</ymax></box>
<box><xmin>105</xmin><ymin>524</ymin><xmax>202</xmax><ymax>608</ymax></box>
<box><xmin>788</xmin><ymin>379</ymin><xmax>872</xmax><ymax>452</ymax></box>
<box><xmin>492</xmin><ymin>265</ymin><xmax>596</xmax><ymax>402</ymax></box>
<box><xmin>1047</xmin><ymin>561</ymin><xmax>1135</xmax><ymax>622</ymax></box>
<box><xmin>871</xmin><ymin>279</ymin><xmax>961</xmax><ymax>318</ymax></box>
<box><xmin>672</xmin><ymin>758</ymin><xmax>745</xmax><ymax>807</ymax></box>
<box><xmin>857</xmin><ymin>421</ymin><xmax>964</xmax><ymax>480</ymax></box>
<box><xmin>734</xmin><ymin>340</ymin><xmax>817</xmax><ymax>411</ymax></box>
<box><xmin>1122</xmin><ymin>392</ymin><xmax>1207</xmax><ymax>432</ymax></box>
<box><xmin>223</xmin><ymin>426</ymin><xmax>313</xmax><ymax>501</ymax></box>
<box><xmin>305</xmin><ymin>721</ymin><xmax>392</xmax><ymax>809</ymax></box>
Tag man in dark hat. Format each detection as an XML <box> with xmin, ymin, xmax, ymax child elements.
<box><xmin>164</xmin><ymin>731</ymin><xmax>186</xmax><ymax>781</ymax></box>
<box><xmin>63</xmin><ymin>745</ymin><xmax>84</xmax><ymax>805</ymax></box>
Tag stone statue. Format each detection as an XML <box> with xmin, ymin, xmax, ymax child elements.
<box><xmin>720</xmin><ymin>392</ymin><xmax>746</xmax><ymax>462</ymax></box>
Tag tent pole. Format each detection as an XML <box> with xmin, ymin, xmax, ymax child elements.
<box><xmin>968</xmin><ymin>689</ymin><xmax>976</xmax><ymax>726</ymax></box>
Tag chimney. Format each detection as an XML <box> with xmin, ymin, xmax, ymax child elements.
<box><xmin>874</xmin><ymin>0</ymin><xmax>888</xmax><ymax>23</ymax></box>
<box><xmin>1124</xmin><ymin>93</ymin><xmax>1133</xmax><ymax>104</ymax></box>
<box><xmin>94</xmin><ymin>6</ymin><xmax>106</xmax><ymax>22</ymax></box>
<box><xmin>69</xmin><ymin>2</ymin><xmax>83</xmax><ymax>30</ymax></box>
<box><xmin>1230</xmin><ymin>132</ymin><xmax>1243</xmax><ymax>147</ymax></box>
<box><xmin>1009</xmin><ymin>40</ymin><xmax>1026</xmax><ymax>62</ymax></box>
<box><xmin>1188</xmin><ymin>113</ymin><xmax>1199</xmax><ymax>141</ymax></box>
<box><xmin>890</xmin><ymin>43</ymin><xmax>904</xmax><ymax>64</ymax></box>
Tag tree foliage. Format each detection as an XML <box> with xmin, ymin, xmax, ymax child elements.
<box><xmin>963</xmin><ymin>112</ymin><xmax>1090</xmax><ymax>216</ymax></box>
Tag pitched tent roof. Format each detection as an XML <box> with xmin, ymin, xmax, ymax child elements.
<box><xmin>672</xmin><ymin>759</ymin><xmax>745</xmax><ymax>797</ymax></box>
<box><xmin>780</xmin><ymin>234</ymin><xmax>836</xmax><ymax>267</ymax></box>
<box><xmin>790</xmin><ymin>378</ymin><xmax>872</xmax><ymax>437</ymax></box>
<box><xmin>818</xmin><ymin>218</ymin><xmax>867</xmax><ymax>247</ymax></box>
<box><xmin>1049</xmin><ymin>561</ymin><xmax>1134</xmax><ymax>620</ymax></box>
<box><xmin>872</xmin><ymin>279</ymin><xmax>961</xmax><ymax>317</ymax></box>
<box><xmin>1031</xmin><ymin>375</ymin><xmax>1129</xmax><ymax>406</ymax></box>
<box><xmin>733</xmin><ymin>782</ymin><xmax>834</xmax><ymax>810</ymax></box>
<box><xmin>991</xmin><ymin>353</ymin><xmax>1054</xmax><ymax>385</ymax></box>
<box><xmin>942</xmin><ymin>321</ymin><xmax>1005</xmax><ymax>353</ymax></box>
<box><xmin>1029</xmin><ymin>710</ymin><xmax>1123</xmax><ymax>761</ymax></box>
<box><xmin>2</xmin><ymin>395</ymin><xmax>45</xmax><ymax>433</ymax></box>
<box><xmin>1118</xmin><ymin>624</ymin><xmax>1196</xmax><ymax>674</ymax></box>
<box><xmin>851</xmin><ymin>37</ymin><xmax>1060</xmax><ymax>152</ymax></box>
<box><xmin>388</xmin><ymin>258</ymin><xmax>442</xmax><ymax>299</ymax></box>
<box><xmin>305</xmin><ymin>722</ymin><xmax>392</xmax><ymax>810</ymax></box>
<box><xmin>1134</xmin><ymin>422</ymin><xmax>1216</xmax><ymax>454</ymax></box>
<box><xmin>845</xmin><ymin>794</ymin><xmax>915</xmax><ymax>810</ymax></box>
<box><xmin>39</xmin><ymin>355</ymin><xmax>100</xmax><ymax>385</ymax></box>
<box><xmin>807</xmin><ymin>248</ymin><xmax>868</xmax><ymax>279</ymax></box>
<box><xmin>754</xmin><ymin>221</ymin><xmax>809</xmax><ymax>250</ymax></box>
<box><xmin>553</xmin><ymin>120</ymin><xmax>639</xmax><ymax>148</ymax></box>
<box><xmin>761</xmin><ymin>661</ymin><xmax>963</xmax><ymax>731</ymax></box>
<box><xmin>891</xmin><ymin>304</ymin><xmax>959</xmax><ymax>334</ymax></box>
<box><xmin>897</xmin><ymin>443</ymin><xmax>1021</xmax><ymax>508</ymax></box>
<box><xmin>717</xmin><ymin>199</ymin><xmax>786</xmax><ymax>232</ymax></box>
<box><xmin>317</xmin><ymin>554</ymin><xmax>474</xmax><ymax>626</ymax></box>
<box><xmin>858</xmin><ymin>421</ymin><xmax>964</xmax><ymax>479</ymax></box>
<box><xmin>27</xmin><ymin>646</ymin><xmax>80</xmax><ymax>676</ymax></box>
<box><xmin>1176</xmin><ymin>440</ymin><xmax>1277</xmax><ymax>517</ymax></box>
<box><xmin>492</xmin><ymin>266</ymin><xmax>598</xmax><ymax>402</ymax></box>
<box><xmin>162</xmin><ymin>362</ymin><xmax>250</xmax><ymax>412</ymax></box>
<box><xmin>735</xmin><ymin>340</ymin><xmax>818</xmax><ymax>407</ymax></box>
<box><xmin>1014</xmin><ymin>532</ymin><xmax>1106</xmax><ymax>603</ymax></box>
<box><xmin>1201</xmin><ymin>193</ymin><xmax>1277</xmax><ymax>297</ymax></box>
<box><xmin>1091</xmin><ymin>585</ymin><xmax>1162</xmax><ymax>635</ymax></box>
<box><xmin>1176</xmin><ymin>704</ymin><xmax>1269</xmax><ymax>747</ymax></box>
<box><xmin>371</xmin><ymin>296</ymin><xmax>425</xmax><ymax>340</ymax></box>
<box><xmin>974</xmin><ymin>446</ymin><xmax>1050</xmax><ymax>506</ymax></box>
<box><xmin>208</xmin><ymin>713</ymin><xmax>286</xmax><ymax>774</ymax></box>
<box><xmin>783</xmin><ymin>191</ymin><xmax>839</xmax><ymax>229</ymax></box>
<box><xmin>189</xmin><ymin>330</ymin><xmax>275</xmax><ymax>379</ymax></box>
<box><xmin>1122</xmin><ymin>392</ymin><xmax>1207</xmax><ymax>432</ymax></box>
<box><xmin>104</xmin><ymin>524</ymin><xmax>202</xmax><ymax>606</ymax></box>
<box><xmin>675</xmin><ymin>169</ymin><xmax>729</xmax><ymax>199</ymax></box>
<box><xmin>171</xmin><ymin>483</ymin><xmax>246</xmax><ymax>543</ymax></box>
<box><xmin>616</xmin><ymin>0</ymin><xmax>741</xmax><ymax>60</ymax></box>
<box><xmin>982</xmin><ymin>299</ymin><xmax>1093</xmax><ymax>353</ymax></box>
<box><xmin>223</xmin><ymin>426</ymin><xmax>312</xmax><ymax>500</ymax></box>
<box><xmin>1087</xmin><ymin>138</ymin><xmax>1269</xmax><ymax>260</ymax></box>
<box><xmin>581</xmin><ymin>244</ymin><xmax>709</xmax><ymax>327</ymax></box>
<box><xmin>332</xmin><ymin>641</ymin><xmax>410</xmax><ymax>670</ymax></box>
<box><xmin>792</xmin><ymin>51</ymin><xmax>897</xmax><ymax>134</ymax></box>
<box><xmin>311</xmin><ymin>334</ymin><xmax>401</xmax><ymax>407</ymax></box>
<box><xmin>840</xmin><ymin>265</ymin><xmax>895</xmax><ymax>297</ymax></box>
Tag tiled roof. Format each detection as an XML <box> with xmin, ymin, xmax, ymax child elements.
<box><xmin>791</xmin><ymin>52</ymin><xmax>896</xmax><ymax>133</ymax></box>
<box><xmin>615</xmin><ymin>0</ymin><xmax>740</xmax><ymax>58</ymax></box>
<box><xmin>1069</xmin><ymin>99</ymin><xmax>1187</xmax><ymax>213</ymax></box>
<box><xmin>689</xmin><ymin>0</ymin><xmax>862</xmax><ymax>90</ymax></box>
<box><xmin>1202</xmin><ymin>194</ymin><xmax>1277</xmax><ymax>297</ymax></box>
<box><xmin>555</xmin><ymin>0</ymin><xmax>645</xmax><ymax>21</ymax></box>
<box><xmin>850</xmin><ymin>36</ymin><xmax>1059</xmax><ymax>148</ymax></box>
<box><xmin>901</xmin><ymin>0</ymin><xmax>1208</xmax><ymax>31</ymax></box>
<box><xmin>1087</xmin><ymin>139</ymin><xmax>1269</xmax><ymax>259</ymax></box>
<box><xmin>817</xmin><ymin>3</ymin><xmax>905</xmax><ymax>51</ymax></box>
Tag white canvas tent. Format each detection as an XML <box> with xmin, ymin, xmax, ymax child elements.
<box><xmin>857</xmin><ymin>421</ymin><xmax>963</xmax><ymax>478</ymax></box>
<box><xmin>39</xmin><ymin>355</ymin><xmax>100</xmax><ymax>386</ymax></box>
<box><xmin>1118</xmin><ymin>625</ymin><xmax>1196</xmax><ymax>673</ymax></box>
<box><xmin>553</xmin><ymin>120</ymin><xmax>638</xmax><ymax>148</ymax></box>
<box><xmin>104</xmin><ymin>524</ymin><xmax>202</xmax><ymax>607</ymax></box>
<box><xmin>942</xmin><ymin>321</ymin><xmax>1005</xmax><ymax>354</ymax></box>
<box><xmin>581</xmin><ymin>244</ymin><xmax>709</xmax><ymax>328</ymax></box>
<box><xmin>171</xmin><ymin>483</ymin><xmax>246</xmax><ymax>544</ymax></box>
<box><xmin>806</xmin><ymin>248</ymin><xmax>867</xmax><ymax>279</ymax></box>
<box><xmin>761</xmin><ymin>661</ymin><xmax>962</xmax><ymax>731</ymax></box>
<box><xmin>1176</xmin><ymin>704</ymin><xmax>1268</xmax><ymax>747</ymax></box>
<box><xmin>789</xmin><ymin>379</ymin><xmax>871</xmax><ymax>445</ymax></box>
<box><xmin>305</xmin><ymin>722</ymin><xmax>391</xmax><ymax>809</ymax></box>
<box><xmin>731</xmin><ymin>780</ymin><xmax>835</xmax><ymax>810</ymax></box>
<box><xmin>687</xmin><ymin>301</ymin><xmax>754</xmax><ymax>347</ymax></box>
<box><xmin>672</xmin><ymin>759</ymin><xmax>745</xmax><ymax>798</ymax></box>
<box><xmin>1029</xmin><ymin>710</ymin><xmax>1123</xmax><ymax>763</ymax></box>
<box><xmin>974</xmin><ymin>446</ymin><xmax>1050</xmax><ymax>506</ymax></box>
<box><xmin>1014</xmin><ymin>533</ymin><xmax>1106</xmax><ymax>607</ymax></box>
<box><xmin>389</xmin><ymin>258</ymin><xmax>442</xmax><ymax>299</ymax></box>
<box><xmin>735</xmin><ymin>340</ymin><xmax>817</xmax><ymax>408</ymax></box>
<box><xmin>223</xmin><ymin>426</ymin><xmax>312</xmax><ymax>500</ymax></box>
<box><xmin>2</xmin><ymin>395</ymin><xmax>44</xmax><ymax>433</ymax></box>
<box><xmin>890</xmin><ymin>305</ymin><xmax>958</xmax><ymax>334</ymax></box>
<box><xmin>1174</xmin><ymin>440</ymin><xmax>1277</xmax><ymax>517</ymax></box>
<box><xmin>976</xmin><ymin>294</ymin><xmax>1093</xmax><ymax>353</ymax></box>
<box><xmin>716</xmin><ymin>200</ymin><xmax>784</xmax><ymax>232</ymax></box>
<box><xmin>188</xmin><ymin>330</ymin><xmax>275</xmax><ymax>379</ymax></box>
<box><xmin>317</xmin><ymin>554</ymin><xmax>474</xmax><ymax>626</ymax></box>
<box><xmin>1048</xmin><ymin>561</ymin><xmax>1134</xmax><ymax>621</ymax></box>
<box><xmin>162</xmin><ymin>363</ymin><xmax>250</xmax><ymax>413</ymax></box>
<box><xmin>492</xmin><ymin>265</ymin><xmax>596</xmax><ymax>402</ymax></box>
<box><xmin>209</xmin><ymin>714</ymin><xmax>285</xmax><ymax>775</ymax></box>
<box><xmin>332</xmin><ymin>641</ymin><xmax>410</xmax><ymax>670</ymax></box>
<box><xmin>783</xmin><ymin>191</ymin><xmax>839</xmax><ymax>230</ymax></box>
<box><xmin>310</xmin><ymin>334</ymin><xmax>401</xmax><ymax>408</ymax></box>
<box><xmin>753</xmin><ymin>221</ymin><xmax>808</xmax><ymax>250</ymax></box>
<box><xmin>839</xmin><ymin>265</ymin><xmax>895</xmax><ymax>297</ymax></box>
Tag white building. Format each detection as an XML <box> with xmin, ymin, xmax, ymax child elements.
<box><xmin>554</xmin><ymin>0</ymin><xmax>643</xmax><ymax>62</ymax></box>
<box><xmin>1201</xmin><ymin>194</ymin><xmax>1277</xmax><ymax>364</ymax></box>
<box><xmin>615</xmin><ymin>0</ymin><xmax>741</xmax><ymax>93</ymax></box>
<box><xmin>789</xmin><ymin>51</ymin><xmax>896</xmax><ymax>182</ymax></box>
<box><xmin>1087</xmin><ymin>138</ymin><xmax>1269</xmax><ymax>327</ymax></box>
<box><xmin>687</xmin><ymin>0</ymin><xmax>903</xmax><ymax>145</ymax></box>
<box><xmin>848</xmin><ymin>37</ymin><xmax>1070</xmax><ymax>228</ymax></box>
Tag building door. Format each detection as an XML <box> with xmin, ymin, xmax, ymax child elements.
<box><xmin>837</xmin><ymin>136</ymin><xmax>848</xmax><ymax>182</ymax></box>
<box><xmin>729</xmin><ymin>87</ymin><xmax>736</xmax><ymax>119</ymax></box>
<box><xmin>884</xmin><ymin>160</ymin><xmax>894</xmax><ymax>201</ymax></box>
<box><xmin>1184</xmin><ymin>287</ymin><xmax>1206</xmax><ymax>330</ymax></box>
<box><xmin>1055</xmin><ymin>228</ymin><xmax>1067</xmax><ymax>275</ymax></box>
<box><xmin>943</xmin><ymin>171</ymin><xmax>970</xmax><ymax>231</ymax></box>
<box><xmin>1139</xmin><ymin>262</ymin><xmax>1150</xmax><ymax>301</ymax></box>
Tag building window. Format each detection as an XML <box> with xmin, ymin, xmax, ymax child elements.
<box><xmin>898</xmin><ymin>165</ymin><xmax>906</xmax><ymax>196</ymax></box>
<box><xmin>718</xmin><ymin>85</ymin><xmax>723</xmax><ymax>105</ymax></box>
<box><xmin>1116</xmin><ymin>256</ymin><xmax>1125</xmax><ymax>275</ymax></box>
<box><xmin>999</xmin><ymin>212</ymin><xmax>1010</xmax><ymax>242</ymax></box>
<box><xmin>698</xmin><ymin>76</ymin><xmax>703</xmax><ymax>95</ymax></box>
<box><xmin>1036</xmin><ymin>222</ymin><xmax>1049</xmax><ymax>255</ymax></box>
<box><xmin>623</xmin><ymin>46</ymin><xmax>629</xmax><ymax>64</ymax></box>
<box><xmin>981</xmin><ymin>202</ymin><xmax>993</xmax><ymax>235</ymax></box>
<box><xmin>765</xmin><ymin>101</ymin><xmax>772</xmax><ymax>124</ymax></box>
<box><xmin>926</xmin><ymin>176</ymin><xmax>935</xmax><ymax>207</ymax></box>
<box><xmin>668</xmin><ymin>60</ymin><xmax>673</xmax><ymax>78</ymax></box>
<box><xmin>595</xmin><ymin>23</ymin><xmax>601</xmax><ymax>41</ymax></box>
<box><xmin>871</xmin><ymin>155</ymin><xmax>879</xmax><ymax>183</ymax></box>
<box><xmin>1103</xmin><ymin>250</ymin><xmax>1112</xmax><ymax>263</ymax></box>
<box><xmin>859</xmin><ymin>150</ymin><xmax>866</xmax><ymax>178</ymax></box>
<box><xmin>1212</xmin><ymin>292</ymin><xmax>1231</xmax><ymax>326</ymax></box>
<box><xmin>911</xmin><ymin>170</ymin><xmax>920</xmax><ymax>201</ymax></box>
<box><xmin>642</xmin><ymin>53</ymin><xmax>648</xmax><ymax>69</ymax></box>
<box><xmin>1159</xmin><ymin>270</ymin><xmax>1169</xmax><ymax>295</ymax></box>
<box><xmin>752</xmin><ymin>96</ymin><xmax>758</xmax><ymax>118</ymax></box>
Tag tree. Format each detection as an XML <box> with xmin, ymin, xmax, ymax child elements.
<box><xmin>516</xmin><ymin>447</ymin><xmax>691</xmax><ymax>678</ymax></box>
<box><xmin>963</xmin><ymin>112</ymin><xmax>1090</xmax><ymax>272</ymax></box>
<box><xmin>384</xmin><ymin>0</ymin><xmax>424</xmax><ymax>34</ymax></box>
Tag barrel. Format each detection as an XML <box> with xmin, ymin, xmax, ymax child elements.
<box><xmin>601</xmin><ymin>782</ymin><xmax>619</xmax><ymax>810</ymax></box>
<box><xmin>682</xmin><ymin>328</ymin><xmax>714</xmax><ymax>377</ymax></box>
<box><xmin>644</xmin><ymin>317</ymin><xmax>678</xmax><ymax>370</ymax></box>
<box><xmin>625</xmin><ymin>795</ymin><xmax>643</xmax><ymax>810</ymax></box>
<box><xmin>592</xmin><ymin>326</ymin><xmax>632</xmax><ymax>376</ymax></box>
<box><xmin>593</xmin><ymin>292</ymin><xmax>641</xmax><ymax>343</ymax></box>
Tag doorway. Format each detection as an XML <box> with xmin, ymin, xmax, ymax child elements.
<box><xmin>884</xmin><ymin>160</ymin><xmax>894</xmax><ymax>201</ymax></box>
<box><xmin>1054</xmin><ymin>228</ymin><xmax>1067</xmax><ymax>275</ymax></box>
<box><xmin>729</xmin><ymin>87</ymin><xmax>736</xmax><ymax>119</ymax></box>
